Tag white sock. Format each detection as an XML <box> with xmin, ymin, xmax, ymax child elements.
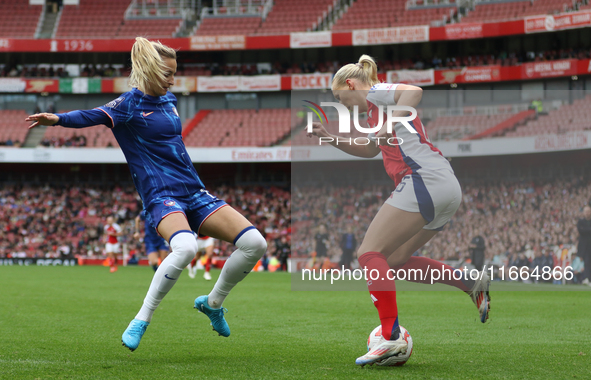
<box><xmin>135</xmin><ymin>231</ymin><xmax>197</xmax><ymax>322</ymax></box>
<box><xmin>208</xmin><ymin>227</ymin><xmax>267</xmax><ymax>308</ymax></box>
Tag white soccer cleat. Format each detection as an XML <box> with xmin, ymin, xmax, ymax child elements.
<box><xmin>356</xmin><ymin>334</ymin><xmax>408</xmax><ymax>366</ymax></box>
<box><xmin>188</xmin><ymin>265</ymin><xmax>196</xmax><ymax>279</ymax></box>
<box><xmin>203</xmin><ymin>271</ymin><xmax>212</xmax><ymax>281</ymax></box>
<box><xmin>469</xmin><ymin>268</ymin><xmax>491</xmax><ymax>323</ymax></box>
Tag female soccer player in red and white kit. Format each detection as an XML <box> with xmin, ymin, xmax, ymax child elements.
<box><xmin>104</xmin><ymin>216</ymin><xmax>122</xmax><ymax>273</ymax></box>
<box><xmin>308</xmin><ymin>55</ymin><xmax>490</xmax><ymax>366</ymax></box>
<box><xmin>188</xmin><ymin>235</ymin><xmax>215</xmax><ymax>280</ymax></box>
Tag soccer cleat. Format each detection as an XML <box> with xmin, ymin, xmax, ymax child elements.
<box><xmin>203</xmin><ymin>271</ymin><xmax>212</xmax><ymax>281</ymax></box>
<box><xmin>188</xmin><ymin>266</ymin><xmax>196</xmax><ymax>279</ymax></box>
<box><xmin>356</xmin><ymin>334</ymin><xmax>408</xmax><ymax>366</ymax></box>
<box><xmin>194</xmin><ymin>295</ymin><xmax>230</xmax><ymax>337</ymax></box>
<box><xmin>469</xmin><ymin>268</ymin><xmax>491</xmax><ymax>323</ymax></box>
<box><xmin>121</xmin><ymin>319</ymin><xmax>149</xmax><ymax>352</ymax></box>
<box><xmin>110</xmin><ymin>266</ymin><xmax>118</xmax><ymax>273</ymax></box>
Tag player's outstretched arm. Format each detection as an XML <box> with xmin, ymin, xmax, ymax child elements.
<box><xmin>307</xmin><ymin>121</ymin><xmax>380</xmax><ymax>158</ymax></box>
<box><xmin>26</xmin><ymin>109</ymin><xmax>114</xmax><ymax>129</ymax></box>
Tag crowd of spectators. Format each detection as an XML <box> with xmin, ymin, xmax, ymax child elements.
<box><xmin>0</xmin><ymin>64</ymin><xmax>123</xmax><ymax>79</ymax></box>
<box><xmin>2</xmin><ymin>174</ymin><xmax>589</xmax><ymax>282</ymax></box>
<box><xmin>0</xmin><ymin>139</ymin><xmax>22</xmax><ymax>147</ymax></box>
<box><xmin>0</xmin><ymin>183</ymin><xmax>290</xmax><ymax>263</ymax></box>
<box><xmin>2</xmin><ymin>47</ymin><xmax>591</xmax><ymax>79</ymax></box>
<box><xmin>38</xmin><ymin>134</ymin><xmax>87</xmax><ymax>148</ymax></box>
<box><xmin>292</xmin><ymin>175</ymin><xmax>589</xmax><ymax>282</ymax></box>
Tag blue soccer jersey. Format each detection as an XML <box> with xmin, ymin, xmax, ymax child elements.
<box><xmin>55</xmin><ymin>88</ymin><xmax>205</xmax><ymax>208</ymax></box>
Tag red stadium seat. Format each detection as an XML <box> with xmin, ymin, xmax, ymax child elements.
<box><xmin>0</xmin><ymin>0</ymin><xmax>42</xmax><ymax>38</ymax></box>
<box><xmin>183</xmin><ymin>109</ymin><xmax>293</xmax><ymax>147</ymax></box>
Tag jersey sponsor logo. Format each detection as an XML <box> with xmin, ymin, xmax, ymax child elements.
<box><xmin>105</xmin><ymin>97</ymin><xmax>125</xmax><ymax>108</ymax></box>
<box><xmin>142</xmin><ymin>111</ymin><xmax>154</xmax><ymax>117</ymax></box>
<box><xmin>163</xmin><ymin>200</ymin><xmax>176</xmax><ymax>207</ymax></box>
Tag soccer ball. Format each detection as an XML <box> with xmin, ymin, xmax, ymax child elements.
<box><xmin>367</xmin><ymin>325</ymin><xmax>413</xmax><ymax>366</ymax></box>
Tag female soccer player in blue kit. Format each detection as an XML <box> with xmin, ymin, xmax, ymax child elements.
<box><xmin>135</xmin><ymin>210</ymin><xmax>170</xmax><ymax>272</ymax></box>
<box><xmin>26</xmin><ymin>37</ymin><xmax>267</xmax><ymax>352</ymax></box>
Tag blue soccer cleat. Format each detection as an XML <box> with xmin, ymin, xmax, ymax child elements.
<box><xmin>194</xmin><ymin>295</ymin><xmax>230</xmax><ymax>337</ymax></box>
<box><xmin>121</xmin><ymin>319</ymin><xmax>149</xmax><ymax>351</ymax></box>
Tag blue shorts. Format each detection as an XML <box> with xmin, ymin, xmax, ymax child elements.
<box><xmin>145</xmin><ymin>189</ymin><xmax>228</xmax><ymax>242</ymax></box>
<box><xmin>144</xmin><ymin>225</ymin><xmax>168</xmax><ymax>254</ymax></box>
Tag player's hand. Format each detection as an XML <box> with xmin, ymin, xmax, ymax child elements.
<box><xmin>25</xmin><ymin>113</ymin><xmax>59</xmax><ymax>129</ymax></box>
<box><xmin>133</xmin><ymin>232</ymin><xmax>140</xmax><ymax>239</ymax></box>
<box><xmin>306</xmin><ymin>122</ymin><xmax>329</xmax><ymax>139</ymax></box>
<box><xmin>374</xmin><ymin>127</ymin><xmax>393</xmax><ymax>146</ymax></box>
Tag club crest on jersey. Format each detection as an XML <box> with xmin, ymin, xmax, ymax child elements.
<box><xmin>172</xmin><ymin>106</ymin><xmax>179</xmax><ymax>117</ymax></box>
<box><xmin>105</xmin><ymin>97</ymin><xmax>125</xmax><ymax>108</ymax></box>
<box><xmin>163</xmin><ymin>200</ymin><xmax>176</xmax><ymax>207</ymax></box>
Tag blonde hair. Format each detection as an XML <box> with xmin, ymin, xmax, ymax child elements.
<box><xmin>331</xmin><ymin>54</ymin><xmax>379</xmax><ymax>90</ymax></box>
<box><xmin>129</xmin><ymin>37</ymin><xmax>177</xmax><ymax>95</ymax></box>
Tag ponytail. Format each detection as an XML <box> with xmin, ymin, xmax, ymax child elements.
<box><xmin>331</xmin><ymin>54</ymin><xmax>380</xmax><ymax>90</ymax></box>
<box><xmin>129</xmin><ymin>37</ymin><xmax>177</xmax><ymax>95</ymax></box>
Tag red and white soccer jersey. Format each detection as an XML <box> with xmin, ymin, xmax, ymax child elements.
<box><xmin>366</xmin><ymin>83</ymin><xmax>452</xmax><ymax>186</ymax></box>
<box><xmin>366</xmin><ymin>83</ymin><xmax>462</xmax><ymax>230</ymax></box>
<box><xmin>196</xmin><ymin>235</ymin><xmax>214</xmax><ymax>251</ymax></box>
<box><xmin>104</xmin><ymin>223</ymin><xmax>122</xmax><ymax>252</ymax></box>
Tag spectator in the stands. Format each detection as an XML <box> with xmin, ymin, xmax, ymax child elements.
<box><xmin>570</xmin><ymin>252</ymin><xmax>585</xmax><ymax>284</ymax></box>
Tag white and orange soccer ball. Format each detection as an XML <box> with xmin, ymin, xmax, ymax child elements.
<box><xmin>366</xmin><ymin>325</ymin><xmax>414</xmax><ymax>366</ymax></box>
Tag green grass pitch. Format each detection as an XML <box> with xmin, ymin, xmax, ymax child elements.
<box><xmin>1</xmin><ymin>266</ymin><xmax>590</xmax><ymax>379</ymax></box>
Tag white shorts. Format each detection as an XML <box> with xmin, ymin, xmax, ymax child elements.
<box><xmin>196</xmin><ymin>237</ymin><xmax>214</xmax><ymax>252</ymax></box>
<box><xmin>385</xmin><ymin>169</ymin><xmax>462</xmax><ymax>230</ymax></box>
<box><xmin>105</xmin><ymin>242</ymin><xmax>120</xmax><ymax>253</ymax></box>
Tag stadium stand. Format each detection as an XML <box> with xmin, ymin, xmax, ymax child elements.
<box><xmin>0</xmin><ymin>110</ymin><xmax>29</xmax><ymax>146</ymax></box>
<box><xmin>195</xmin><ymin>16</ymin><xmax>261</xmax><ymax>36</ymax></box>
<box><xmin>0</xmin><ymin>0</ymin><xmax>42</xmax><ymax>38</ymax></box>
<box><xmin>464</xmin><ymin>110</ymin><xmax>536</xmax><ymax>140</ymax></box>
<box><xmin>4</xmin><ymin>48</ymin><xmax>590</xmax><ymax>79</ymax></box>
<box><xmin>461</xmin><ymin>0</ymin><xmax>573</xmax><ymax>23</ymax></box>
<box><xmin>292</xmin><ymin>174</ymin><xmax>589</xmax><ymax>268</ymax></box>
<box><xmin>427</xmin><ymin>112</ymin><xmax>532</xmax><ymax>141</ymax></box>
<box><xmin>505</xmin><ymin>95</ymin><xmax>591</xmax><ymax>137</ymax></box>
<box><xmin>55</xmin><ymin>0</ymin><xmax>131</xmax><ymax>38</ymax></box>
<box><xmin>183</xmin><ymin>109</ymin><xmax>293</xmax><ymax>147</ymax></box>
<box><xmin>0</xmin><ymin>183</ymin><xmax>290</xmax><ymax>259</ymax></box>
<box><xmin>332</xmin><ymin>0</ymin><xmax>454</xmax><ymax>31</ymax></box>
<box><xmin>117</xmin><ymin>18</ymin><xmax>183</xmax><ymax>38</ymax></box>
<box><xmin>256</xmin><ymin>0</ymin><xmax>335</xmax><ymax>34</ymax></box>
<box><xmin>53</xmin><ymin>0</ymin><xmax>181</xmax><ymax>38</ymax></box>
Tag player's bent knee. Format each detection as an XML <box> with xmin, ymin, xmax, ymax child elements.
<box><xmin>235</xmin><ymin>228</ymin><xmax>267</xmax><ymax>260</ymax></box>
<box><xmin>169</xmin><ymin>230</ymin><xmax>199</xmax><ymax>264</ymax></box>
